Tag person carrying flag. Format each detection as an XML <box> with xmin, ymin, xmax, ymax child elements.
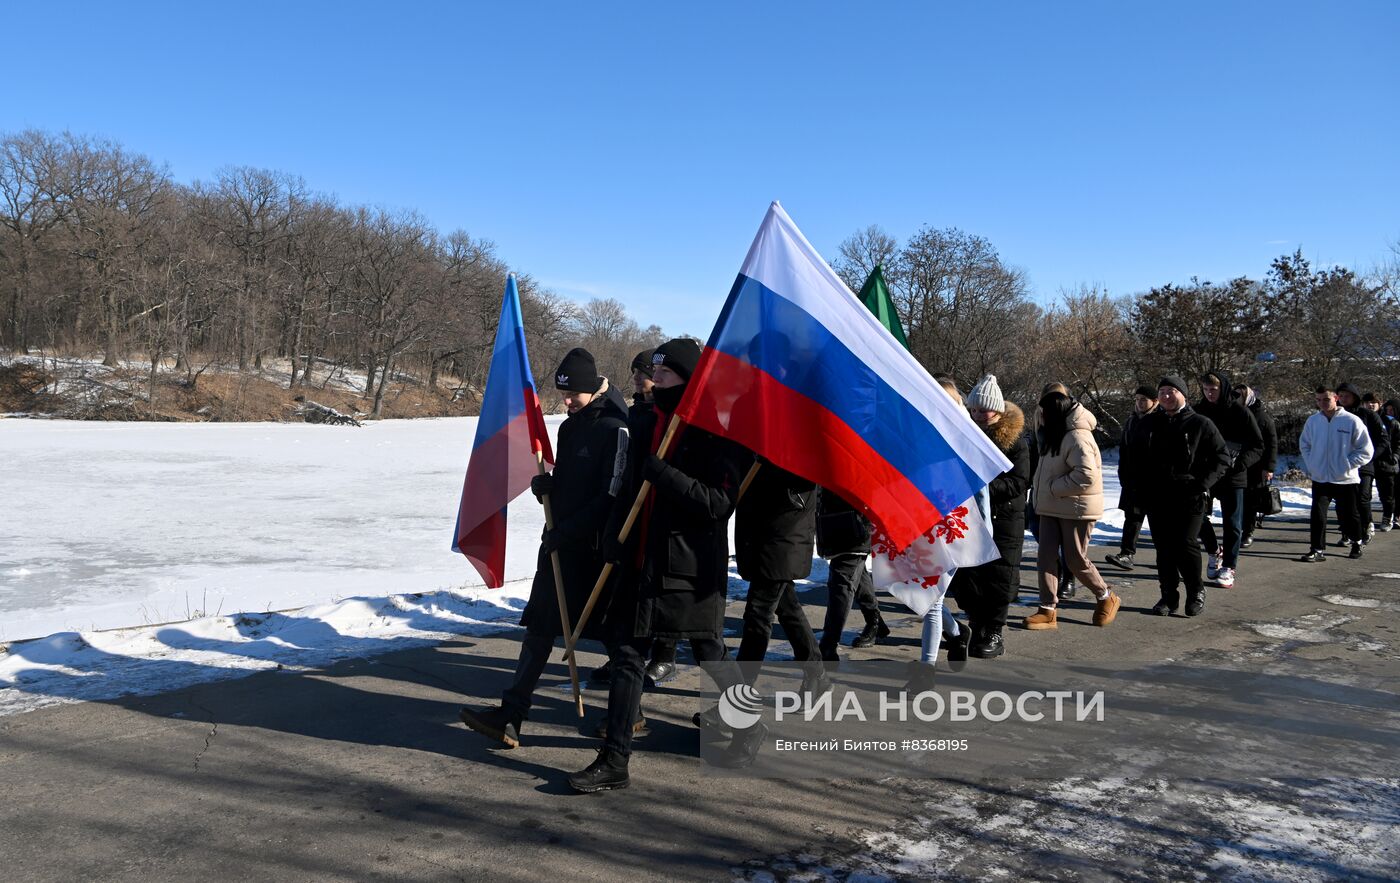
<box><xmin>459</xmin><ymin>348</ymin><xmax>630</xmax><ymax>748</ymax></box>
<box><xmin>588</xmin><ymin>347</ymin><xmax>680</xmax><ymax>689</ymax></box>
<box><xmin>568</xmin><ymin>338</ymin><xmax>749</xmax><ymax>792</ymax></box>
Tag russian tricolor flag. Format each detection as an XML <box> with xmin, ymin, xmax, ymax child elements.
<box><xmin>676</xmin><ymin>202</ymin><xmax>1012</xmax><ymax>551</ymax></box>
<box><xmin>453</xmin><ymin>274</ymin><xmax>554</xmax><ymax>587</ymax></box>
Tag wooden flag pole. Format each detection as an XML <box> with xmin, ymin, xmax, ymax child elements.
<box><xmin>538</xmin><ymin>454</ymin><xmax>584</xmax><ymax>718</ymax></box>
<box><xmin>737</xmin><ymin>460</ymin><xmax>761</xmax><ymax>500</ymax></box>
<box><xmin>564</xmin><ymin>413</ymin><xmax>683</xmax><ymax>657</ymax></box>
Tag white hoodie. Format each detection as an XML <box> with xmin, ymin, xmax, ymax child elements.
<box><xmin>1299</xmin><ymin>408</ymin><xmax>1373</xmax><ymax>485</ymax></box>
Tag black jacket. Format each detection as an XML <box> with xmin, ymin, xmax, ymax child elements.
<box><xmin>1194</xmin><ymin>370</ymin><xmax>1263</xmax><ymax>490</ymax></box>
<box><xmin>1382</xmin><ymin>400</ymin><xmax>1400</xmax><ymax>475</ymax></box>
<box><xmin>982</xmin><ymin>404</ymin><xmax>1030</xmax><ymax>562</ymax></box>
<box><xmin>1117</xmin><ymin>406</ymin><xmax>1157</xmax><ymax>511</ymax></box>
<box><xmin>736</xmin><ymin>462</ymin><xmax>817</xmax><ymax>581</ymax></box>
<box><xmin>949</xmin><ymin>403</ymin><xmax>1030</xmax><ymax>604</ymax></box>
<box><xmin>520</xmin><ymin>381</ymin><xmax>630</xmax><ymax>639</ymax></box>
<box><xmin>1338</xmin><ymin>383</ymin><xmax>1390</xmax><ymax>476</ymax></box>
<box><xmin>1244</xmin><ymin>395</ymin><xmax>1278</xmax><ymax>486</ymax></box>
<box><xmin>815</xmin><ymin>489</ymin><xmax>872</xmax><ymax>557</ymax></box>
<box><xmin>1142</xmin><ymin>404</ymin><xmax>1232</xmax><ymax>512</ymax></box>
<box><xmin>602</xmin><ymin>407</ymin><xmax>747</xmax><ymax>641</ymax></box>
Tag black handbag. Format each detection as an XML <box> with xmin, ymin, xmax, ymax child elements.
<box><xmin>1255</xmin><ymin>484</ymin><xmax>1283</xmax><ymax>516</ymax></box>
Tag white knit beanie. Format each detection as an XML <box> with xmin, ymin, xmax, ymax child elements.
<box><xmin>967</xmin><ymin>374</ymin><xmax>1005</xmax><ymax>413</ymax></box>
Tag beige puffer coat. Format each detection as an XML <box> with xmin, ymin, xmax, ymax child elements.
<box><xmin>1032</xmin><ymin>403</ymin><xmax>1103</xmax><ymax>520</ymax></box>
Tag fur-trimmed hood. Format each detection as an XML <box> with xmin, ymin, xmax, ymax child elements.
<box><xmin>984</xmin><ymin>401</ymin><xmax>1026</xmax><ymax>453</ymax></box>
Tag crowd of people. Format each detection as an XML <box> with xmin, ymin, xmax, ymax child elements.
<box><xmin>458</xmin><ymin>341</ymin><xmax>1400</xmax><ymax>792</ymax></box>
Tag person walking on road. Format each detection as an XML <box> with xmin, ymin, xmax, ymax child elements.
<box><xmin>1194</xmin><ymin>371</ymin><xmax>1263</xmax><ymax>589</ymax></box>
<box><xmin>1141</xmin><ymin>377</ymin><xmax>1230</xmax><ymax>617</ymax></box>
<box><xmin>1105</xmin><ymin>385</ymin><xmax>1157</xmax><ymax>570</ymax></box>
<box><xmin>1299</xmin><ymin>387</ymin><xmax>1374</xmax><ymax>562</ymax></box>
<box><xmin>1023</xmin><ymin>391</ymin><xmax>1121</xmax><ymax>631</ymax></box>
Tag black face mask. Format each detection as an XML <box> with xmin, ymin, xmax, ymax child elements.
<box><xmin>653</xmin><ymin>383</ymin><xmax>686</xmax><ymax>413</ymax></box>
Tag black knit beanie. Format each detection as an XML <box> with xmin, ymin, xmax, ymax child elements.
<box><xmin>653</xmin><ymin>338</ymin><xmax>700</xmax><ymax>381</ymax></box>
<box><xmin>554</xmin><ymin>348</ymin><xmax>601</xmax><ymax>392</ymax></box>
<box><xmin>1158</xmin><ymin>375</ymin><xmax>1188</xmax><ymax>396</ymax></box>
<box><xmin>630</xmin><ymin>348</ymin><xmax>657</xmax><ymax>378</ymax></box>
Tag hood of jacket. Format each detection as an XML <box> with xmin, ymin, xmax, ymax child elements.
<box><xmin>1066</xmin><ymin>402</ymin><xmax>1098</xmax><ymax>434</ymax></box>
<box><xmin>1336</xmin><ymin>382</ymin><xmax>1365</xmax><ymax>410</ymax></box>
<box><xmin>985</xmin><ymin>401</ymin><xmax>1026</xmax><ymax>452</ymax></box>
<box><xmin>1197</xmin><ymin>368</ymin><xmax>1235</xmax><ymax>414</ymax></box>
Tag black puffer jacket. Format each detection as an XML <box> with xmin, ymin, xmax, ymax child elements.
<box><xmin>1195</xmin><ymin>370</ymin><xmax>1263</xmax><ymax>490</ymax></box>
<box><xmin>1142</xmin><ymin>404</ymin><xmax>1232</xmax><ymax>512</ymax></box>
<box><xmin>601</xmin><ymin>406</ymin><xmax>747</xmax><ymax>641</ymax></box>
<box><xmin>520</xmin><ymin>380</ymin><xmax>630</xmax><ymax>639</ymax></box>
<box><xmin>736</xmin><ymin>462</ymin><xmax>817</xmax><ymax>581</ymax></box>
<box><xmin>1337</xmin><ymin>383</ymin><xmax>1390</xmax><ymax>476</ymax></box>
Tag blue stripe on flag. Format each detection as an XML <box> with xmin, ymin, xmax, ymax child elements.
<box><xmin>710</xmin><ymin>273</ymin><xmax>984</xmax><ymax>519</ymax></box>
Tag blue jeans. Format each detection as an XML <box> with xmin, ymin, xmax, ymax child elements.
<box><xmin>919</xmin><ymin>592</ymin><xmax>958</xmax><ymax>663</ymax></box>
<box><xmin>1199</xmin><ymin>486</ymin><xmax>1245</xmax><ymax>568</ymax></box>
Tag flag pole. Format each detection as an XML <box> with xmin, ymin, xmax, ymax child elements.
<box><xmin>538</xmin><ymin>453</ymin><xmax>584</xmax><ymax>717</ymax></box>
<box><xmin>737</xmin><ymin>461</ymin><xmax>761</xmax><ymax>499</ymax></box>
<box><xmin>564</xmin><ymin>413</ymin><xmax>683</xmax><ymax>656</ymax></box>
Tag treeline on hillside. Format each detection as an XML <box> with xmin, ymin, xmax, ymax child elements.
<box><xmin>0</xmin><ymin>130</ymin><xmax>663</xmax><ymax>417</ymax></box>
<box><xmin>832</xmin><ymin>226</ymin><xmax>1400</xmax><ymax>445</ymax></box>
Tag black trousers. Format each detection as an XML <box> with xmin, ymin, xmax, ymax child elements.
<box><xmin>501</xmin><ymin>631</ymin><xmax>556</xmax><ymax>721</ymax></box>
<box><xmin>1311</xmin><ymin>482</ymin><xmax>1362</xmax><ymax>551</ymax></box>
<box><xmin>1148</xmin><ymin>500</ymin><xmax>1207</xmax><ymax>608</ymax></box>
<box><xmin>1120</xmin><ymin>509</ymin><xmax>1147</xmax><ymax>555</ymax></box>
<box><xmin>603</xmin><ymin>635</ymin><xmax>738</xmax><ymax>758</ymax></box>
<box><xmin>738</xmin><ymin>577</ymin><xmax>822</xmax><ymax>663</ymax></box>
<box><xmin>1379</xmin><ymin>472</ymin><xmax>1397</xmax><ymax>522</ymax></box>
<box><xmin>950</xmin><ymin>550</ymin><xmax>1022</xmax><ymax>632</ymax></box>
<box><xmin>819</xmin><ymin>553</ymin><xmax>878</xmax><ymax>656</ymax></box>
<box><xmin>1356</xmin><ymin>473</ymin><xmax>1376</xmax><ymax>534</ymax></box>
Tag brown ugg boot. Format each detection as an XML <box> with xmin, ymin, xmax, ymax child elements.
<box><xmin>1024</xmin><ymin>607</ymin><xmax>1058</xmax><ymax>630</ymax></box>
<box><xmin>1093</xmin><ymin>591</ymin><xmax>1121</xmax><ymax>627</ymax></box>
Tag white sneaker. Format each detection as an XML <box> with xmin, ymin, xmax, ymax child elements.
<box><xmin>1216</xmin><ymin>567</ymin><xmax>1235</xmax><ymax>589</ymax></box>
<box><xmin>1207</xmin><ymin>553</ymin><xmax>1223</xmax><ymax>580</ymax></box>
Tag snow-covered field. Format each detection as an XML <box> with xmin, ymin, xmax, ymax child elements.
<box><xmin>0</xmin><ymin>417</ymin><xmax>554</xmax><ymax>715</ymax></box>
<box><xmin>0</xmin><ymin>418</ymin><xmax>1317</xmax><ymax>718</ymax></box>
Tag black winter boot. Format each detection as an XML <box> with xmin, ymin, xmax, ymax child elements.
<box><xmin>458</xmin><ymin>706</ymin><xmax>522</xmax><ymax>748</ymax></box>
<box><xmin>851</xmin><ymin>610</ymin><xmax>891</xmax><ymax>648</ymax></box>
<box><xmin>943</xmin><ymin>624</ymin><xmax>969</xmax><ymax>671</ymax></box>
<box><xmin>568</xmin><ymin>748</ymin><xmax>630</xmax><ymax>792</ymax></box>
<box><xmin>905</xmin><ymin>660</ymin><xmax>938</xmax><ymax>693</ymax></box>
<box><xmin>969</xmin><ymin>626</ymin><xmax>1005</xmax><ymax>659</ymax></box>
<box><xmin>712</xmin><ymin>721</ymin><xmax>770</xmax><ymax>769</ymax></box>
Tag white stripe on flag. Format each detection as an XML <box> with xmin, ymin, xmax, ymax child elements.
<box><xmin>740</xmin><ymin>202</ymin><xmax>1010</xmax><ymax>486</ymax></box>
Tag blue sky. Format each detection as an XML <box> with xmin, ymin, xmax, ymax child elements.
<box><xmin>5</xmin><ymin>1</ymin><xmax>1397</xmax><ymax>338</ymax></box>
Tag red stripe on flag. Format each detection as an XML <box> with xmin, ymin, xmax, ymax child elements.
<box><xmin>457</xmin><ymin>510</ymin><xmax>507</xmax><ymax>589</ymax></box>
<box><xmin>454</xmin><ymin>411</ymin><xmax>542</xmax><ymax>587</ymax></box>
<box><xmin>679</xmin><ymin>347</ymin><xmax>943</xmax><ymax>550</ymax></box>
<box><xmin>525</xmin><ymin>387</ymin><xmax>554</xmax><ymax>465</ymax></box>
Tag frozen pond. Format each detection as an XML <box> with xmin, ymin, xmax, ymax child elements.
<box><xmin>0</xmin><ymin>417</ymin><xmax>550</xmax><ymax>642</ymax></box>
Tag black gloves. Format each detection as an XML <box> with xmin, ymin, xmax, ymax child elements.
<box><xmin>530</xmin><ymin>473</ymin><xmax>554</xmax><ymax>499</ymax></box>
<box><xmin>642</xmin><ymin>454</ymin><xmax>668</xmax><ymax>482</ymax></box>
<box><xmin>540</xmin><ymin>528</ymin><xmax>563</xmax><ymax>555</ymax></box>
<box><xmin>602</xmin><ymin>534</ymin><xmax>625</xmax><ymax>565</ymax></box>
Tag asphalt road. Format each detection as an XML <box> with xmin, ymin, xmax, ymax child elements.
<box><xmin>3</xmin><ymin>512</ymin><xmax>1398</xmax><ymax>882</ymax></box>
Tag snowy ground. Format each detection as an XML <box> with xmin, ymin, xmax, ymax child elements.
<box><xmin>0</xmin><ymin>420</ymin><xmax>1318</xmax><ymax>719</ymax></box>
<box><xmin>0</xmin><ymin>417</ymin><xmax>556</xmax><ymax>715</ymax></box>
